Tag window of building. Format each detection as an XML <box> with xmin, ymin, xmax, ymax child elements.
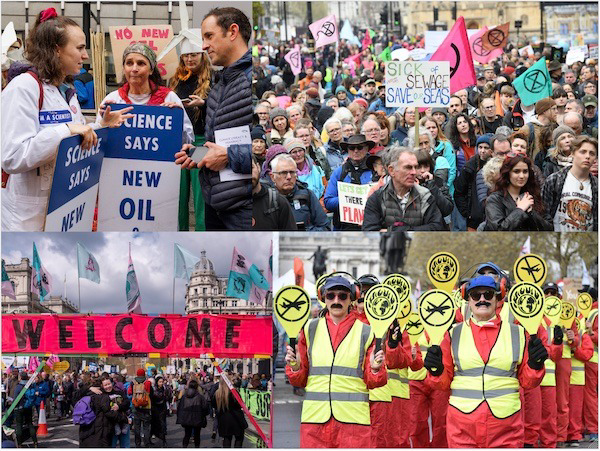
<box><xmin>203</xmin><ymin>300</ymin><xmax>207</xmax><ymax>308</ymax></box>
<box><xmin>194</xmin><ymin>288</ymin><xmax>198</xmax><ymax>294</ymax></box>
<box><xmin>521</xmin><ymin>15</ymin><xmax>528</xmax><ymax>26</ymax></box>
<box><xmin>203</xmin><ymin>288</ymin><xmax>207</xmax><ymax>294</ymax></box>
<box><xmin>232</xmin><ymin>300</ymin><xmax>238</xmax><ymax>307</ymax></box>
<box><xmin>560</xmin><ymin>23</ymin><xmax>569</xmax><ymax>35</ymax></box>
<box><xmin>594</xmin><ymin>21</ymin><xmax>598</xmax><ymax>34</ymax></box>
<box><xmin>223</xmin><ymin>301</ymin><xmax>227</xmax><ymax>307</ymax></box>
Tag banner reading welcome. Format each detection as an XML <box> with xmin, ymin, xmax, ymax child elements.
<box><xmin>2</xmin><ymin>314</ymin><xmax>272</xmax><ymax>358</ymax></box>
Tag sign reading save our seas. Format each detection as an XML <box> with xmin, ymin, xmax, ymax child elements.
<box><xmin>385</xmin><ymin>61</ymin><xmax>451</xmax><ymax>107</ymax></box>
<box><xmin>44</xmin><ymin>128</ymin><xmax>109</xmax><ymax>232</ymax></box>
<box><xmin>97</xmin><ymin>105</ymin><xmax>183</xmax><ymax>231</ymax></box>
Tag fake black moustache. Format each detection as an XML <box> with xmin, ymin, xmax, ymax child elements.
<box><xmin>330</xmin><ymin>303</ymin><xmax>344</xmax><ymax>309</ymax></box>
<box><xmin>475</xmin><ymin>301</ymin><xmax>491</xmax><ymax>307</ymax></box>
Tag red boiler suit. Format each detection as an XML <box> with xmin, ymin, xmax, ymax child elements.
<box><xmin>426</xmin><ymin>316</ymin><xmax>545</xmax><ymax>448</ymax></box>
<box><xmin>539</xmin><ymin>319</ymin><xmax>564</xmax><ymax>448</ymax></box>
<box><xmin>583</xmin><ymin>306</ymin><xmax>598</xmax><ymax>436</ymax></box>
<box><xmin>286</xmin><ymin>311</ymin><xmax>387</xmax><ymax>448</ymax></box>
<box><xmin>556</xmin><ymin>323</ymin><xmax>581</xmax><ymax>443</ymax></box>
<box><xmin>567</xmin><ymin>333</ymin><xmax>594</xmax><ymax>441</ymax></box>
<box><xmin>386</xmin><ymin>330</ymin><xmax>414</xmax><ymax>448</ymax></box>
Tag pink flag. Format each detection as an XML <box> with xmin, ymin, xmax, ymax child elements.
<box><xmin>46</xmin><ymin>354</ymin><xmax>59</xmax><ymax>369</ymax></box>
<box><xmin>362</xmin><ymin>29</ymin><xmax>372</xmax><ymax>50</ymax></box>
<box><xmin>309</xmin><ymin>14</ymin><xmax>339</xmax><ymax>49</ymax></box>
<box><xmin>469</xmin><ymin>27</ymin><xmax>503</xmax><ymax>64</ymax></box>
<box><xmin>430</xmin><ymin>17</ymin><xmax>476</xmax><ymax>94</ymax></box>
<box><xmin>284</xmin><ymin>48</ymin><xmax>302</xmax><ymax>76</ymax></box>
<box><xmin>28</xmin><ymin>356</ymin><xmax>40</xmax><ymax>373</ymax></box>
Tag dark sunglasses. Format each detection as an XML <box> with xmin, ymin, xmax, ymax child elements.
<box><xmin>326</xmin><ymin>292</ymin><xmax>350</xmax><ymax>301</ymax></box>
<box><xmin>469</xmin><ymin>290</ymin><xmax>495</xmax><ymax>301</ymax></box>
<box><xmin>347</xmin><ymin>145</ymin><xmax>366</xmax><ymax>151</ymax></box>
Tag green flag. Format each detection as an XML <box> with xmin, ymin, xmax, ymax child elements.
<box><xmin>378</xmin><ymin>47</ymin><xmax>392</xmax><ymax>62</ymax></box>
<box><xmin>31</xmin><ymin>243</ymin><xmax>52</xmax><ymax>301</ymax></box>
<box><xmin>512</xmin><ymin>56</ymin><xmax>552</xmax><ymax>107</ymax></box>
<box><xmin>369</xmin><ymin>29</ymin><xmax>376</xmax><ymax>38</ymax></box>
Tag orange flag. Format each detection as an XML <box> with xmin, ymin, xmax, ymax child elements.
<box><xmin>294</xmin><ymin>257</ymin><xmax>305</xmax><ymax>288</ymax></box>
<box><xmin>482</xmin><ymin>22</ymin><xmax>509</xmax><ymax>51</ymax></box>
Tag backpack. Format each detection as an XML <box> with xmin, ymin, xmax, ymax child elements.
<box><xmin>72</xmin><ymin>396</ymin><xmax>96</xmax><ymax>425</ymax></box>
<box><xmin>132</xmin><ymin>381</ymin><xmax>151</xmax><ymax>409</ymax></box>
<box><xmin>1</xmin><ymin>65</ymin><xmax>44</xmax><ymax>189</ymax></box>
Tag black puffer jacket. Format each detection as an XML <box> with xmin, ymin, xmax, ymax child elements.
<box><xmin>176</xmin><ymin>387</ymin><xmax>209</xmax><ymax>428</ymax></box>
<box><xmin>483</xmin><ymin>191</ymin><xmax>553</xmax><ymax>231</ymax></box>
<box><xmin>200</xmin><ymin>49</ymin><xmax>252</xmax><ymax>220</ymax></box>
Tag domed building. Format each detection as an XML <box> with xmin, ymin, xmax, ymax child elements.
<box><xmin>185</xmin><ymin>251</ymin><xmax>270</xmax><ymax>315</ymax></box>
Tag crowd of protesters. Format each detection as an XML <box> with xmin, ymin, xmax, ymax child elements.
<box><xmin>1</xmin><ymin>366</ymin><xmax>264</xmax><ymax>448</ymax></box>
<box><xmin>283</xmin><ymin>267</ymin><xmax>597</xmax><ymax>448</ymax></box>
<box><xmin>251</xmin><ymin>30</ymin><xmax>598</xmax><ymax>232</ymax></box>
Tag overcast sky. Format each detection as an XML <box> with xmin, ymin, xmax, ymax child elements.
<box><xmin>2</xmin><ymin>232</ymin><xmax>272</xmax><ymax>314</ymax></box>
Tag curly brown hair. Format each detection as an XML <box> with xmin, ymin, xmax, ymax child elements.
<box><xmin>169</xmin><ymin>53</ymin><xmax>212</xmax><ymax>122</ymax></box>
<box><xmin>25</xmin><ymin>12</ymin><xmax>80</xmax><ymax>85</ymax></box>
<box><xmin>493</xmin><ymin>155</ymin><xmax>544</xmax><ymax>214</ymax></box>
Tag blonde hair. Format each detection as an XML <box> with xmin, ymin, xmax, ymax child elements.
<box><xmin>482</xmin><ymin>156</ymin><xmax>505</xmax><ymax>190</ymax></box>
<box><xmin>215</xmin><ymin>374</ymin><xmax>231</xmax><ymax>412</ymax></box>
<box><xmin>169</xmin><ymin>53</ymin><xmax>212</xmax><ymax>120</ymax></box>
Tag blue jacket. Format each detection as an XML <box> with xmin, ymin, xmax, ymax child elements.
<box><xmin>297</xmin><ymin>159</ymin><xmax>325</xmax><ymax>199</ymax></box>
<box><xmin>200</xmin><ymin>49</ymin><xmax>253</xmax><ymax>225</ymax></box>
<box><xmin>324</xmin><ymin>161</ymin><xmax>373</xmax><ymax>230</ymax></box>
<box><xmin>32</xmin><ymin>381</ymin><xmax>49</xmax><ymax>407</ymax></box>
<box><xmin>74</xmin><ymin>68</ymin><xmax>95</xmax><ymax>109</ymax></box>
<box><xmin>368</xmin><ymin>98</ymin><xmax>396</xmax><ymax>116</ymax></box>
<box><xmin>324</xmin><ymin>141</ymin><xmax>346</xmax><ymax>172</ymax></box>
<box><xmin>284</xmin><ymin>182</ymin><xmax>330</xmax><ymax>231</ymax></box>
<box><xmin>435</xmin><ymin>140</ymin><xmax>456</xmax><ymax>196</ymax></box>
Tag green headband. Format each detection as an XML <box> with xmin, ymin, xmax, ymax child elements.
<box><xmin>122</xmin><ymin>42</ymin><xmax>157</xmax><ymax>71</ymax></box>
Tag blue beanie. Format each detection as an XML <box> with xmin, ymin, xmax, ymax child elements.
<box><xmin>476</xmin><ymin>133</ymin><xmax>493</xmax><ymax>148</ymax></box>
<box><xmin>335</xmin><ymin>86</ymin><xmax>347</xmax><ymax>94</ymax></box>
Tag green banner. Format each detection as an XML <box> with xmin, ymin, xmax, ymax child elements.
<box><xmin>239</xmin><ymin>388</ymin><xmax>271</xmax><ymax>421</ymax></box>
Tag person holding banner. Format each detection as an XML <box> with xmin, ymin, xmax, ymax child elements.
<box><xmin>1</xmin><ymin>8</ymin><xmax>134</xmax><ymax>231</ymax></box>
<box><xmin>285</xmin><ymin>275</ymin><xmax>386</xmax><ymax>448</ymax></box>
<box><xmin>424</xmin><ymin>275</ymin><xmax>547</xmax><ymax>448</ymax></box>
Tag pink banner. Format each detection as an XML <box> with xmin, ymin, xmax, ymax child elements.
<box><xmin>470</xmin><ymin>27</ymin><xmax>503</xmax><ymax>64</ymax></box>
<box><xmin>284</xmin><ymin>48</ymin><xmax>302</xmax><ymax>76</ymax></box>
<box><xmin>3</xmin><ymin>314</ymin><xmax>272</xmax><ymax>358</ymax></box>
<box><xmin>309</xmin><ymin>14</ymin><xmax>339</xmax><ymax>49</ymax></box>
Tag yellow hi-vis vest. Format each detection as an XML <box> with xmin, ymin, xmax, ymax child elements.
<box><xmin>408</xmin><ymin>334</ymin><xmax>429</xmax><ymax>381</ymax></box>
<box><xmin>588</xmin><ymin>309</ymin><xmax>598</xmax><ymax>364</ymax></box>
<box><xmin>570</xmin><ymin>331</ymin><xmax>586</xmax><ymax>386</ymax></box>
<box><xmin>541</xmin><ymin>325</ymin><xmax>556</xmax><ymax>387</ymax></box>
<box><xmin>369</xmin><ymin>373</ymin><xmax>392</xmax><ymax>402</ymax></box>
<box><xmin>301</xmin><ymin>317</ymin><xmax>374</xmax><ymax>425</ymax></box>
<box><xmin>448</xmin><ymin>319</ymin><xmax>526</xmax><ymax>419</ymax></box>
<box><xmin>388</xmin><ymin>367</ymin><xmax>410</xmax><ymax>399</ymax></box>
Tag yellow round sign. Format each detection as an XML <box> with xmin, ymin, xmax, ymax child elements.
<box><xmin>507</xmin><ymin>282</ymin><xmax>546</xmax><ymax>335</ymax></box>
<box><xmin>364</xmin><ymin>284</ymin><xmax>400</xmax><ymax>338</ymax></box>
<box><xmin>560</xmin><ymin>301</ymin><xmax>576</xmax><ymax>329</ymax></box>
<box><xmin>544</xmin><ymin>296</ymin><xmax>562</xmax><ymax>326</ymax></box>
<box><xmin>274</xmin><ymin>285</ymin><xmax>311</xmax><ymax>341</ymax></box>
<box><xmin>397</xmin><ymin>298</ymin><xmax>413</xmax><ymax>327</ymax></box>
<box><xmin>451</xmin><ymin>290</ymin><xmax>464</xmax><ymax>309</ymax></box>
<box><xmin>418</xmin><ymin>290</ymin><xmax>456</xmax><ymax>345</ymax></box>
<box><xmin>53</xmin><ymin>361</ymin><xmax>70</xmax><ymax>373</ymax></box>
<box><xmin>383</xmin><ymin>274</ymin><xmax>412</xmax><ymax>304</ymax></box>
<box><xmin>514</xmin><ymin>254</ymin><xmax>547</xmax><ymax>286</ymax></box>
<box><xmin>577</xmin><ymin>292</ymin><xmax>593</xmax><ymax>317</ymax></box>
<box><xmin>426</xmin><ymin>252</ymin><xmax>460</xmax><ymax>293</ymax></box>
<box><xmin>405</xmin><ymin>312</ymin><xmax>424</xmax><ymax>346</ymax></box>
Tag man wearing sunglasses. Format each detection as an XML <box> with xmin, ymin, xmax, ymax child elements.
<box><xmin>424</xmin><ymin>275</ymin><xmax>547</xmax><ymax>448</ymax></box>
<box><xmin>324</xmin><ymin>134</ymin><xmax>376</xmax><ymax>231</ymax></box>
<box><xmin>284</xmin><ymin>276</ymin><xmax>386</xmax><ymax>447</ymax></box>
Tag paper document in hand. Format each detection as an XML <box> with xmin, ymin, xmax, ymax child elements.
<box><xmin>214</xmin><ymin>126</ymin><xmax>252</xmax><ymax>182</ymax></box>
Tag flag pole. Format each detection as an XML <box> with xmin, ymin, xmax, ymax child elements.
<box><xmin>172</xmin><ymin>277</ymin><xmax>175</xmax><ymax>314</ymax></box>
<box><xmin>78</xmin><ymin>276</ymin><xmax>81</xmax><ymax>312</ymax></box>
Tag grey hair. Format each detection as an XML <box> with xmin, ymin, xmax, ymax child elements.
<box><xmin>326</xmin><ymin>97</ymin><xmax>339</xmax><ymax>107</ymax></box>
<box><xmin>270</xmin><ymin>154</ymin><xmax>297</xmax><ymax>172</ymax></box>
<box><xmin>324</xmin><ymin>118</ymin><xmax>342</xmax><ymax>132</ymax></box>
<box><xmin>406</xmin><ymin>126</ymin><xmax>434</xmax><ymax>149</ymax></box>
<box><xmin>563</xmin><ymin>111</ymin><xmax>583</xmax><ymax>127</ymax></box>
<box><xmin>495</xmin><ymin>126</ymin><xmax>513</xmax><ymax>138</ymax></box>
<box><xmin>333</xmin><ymin>106</ymin><xmax>353</xmax><ymax>122</ymax></box>
<box><xmin>386</xmin><ymin>143</ymin><xmax>417</xmax><ymax>170</ymax></box>
<box><xmin>360</xmin><ymin>117</ymin><xmax>380</xmax><ymax>134</ymax></box>
<box><xmin>286</xmin><ymin>104</ymin><xmax>302</xmax><ymax>114</ymax></box>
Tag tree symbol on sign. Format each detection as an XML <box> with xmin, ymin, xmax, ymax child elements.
<box><xmin>472</xmin><ymin>37</ymin><xmax>491</xmax><ymax>57</ymax></box>
<box><xmin>316</xmin><ymin>21</ymin><xmax>336</xmax><ymax>40</ymax></box>
<box><xmin>524</xmin><ymin>70</ymin><xmax>547</xmax><ymax>94</ymax></box>
<box><xmin>487</xmin><ymin>29</ymin><xmax>505</xmax><ymax>47</ymax></box>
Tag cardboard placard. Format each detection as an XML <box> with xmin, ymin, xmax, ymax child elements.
<box><xmin>337</xmin><ymin>182</ymin><xmax>372</xmax><ymax>225</ymax></box>
<box><xmin>385</xmin><ymin>61</ymin><xmax>451</xmax><ymax>107</ymax></box>
<box><xmin>507</xmin><ymin>282</ymin><xmax>545</xmax><ymax>335</ymax></box>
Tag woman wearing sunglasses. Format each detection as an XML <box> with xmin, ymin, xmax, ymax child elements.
<box><xmin>484</xmin><ymin>155</ymin><xmax>552</xmax><ymax>231</ymax></box>
<box><xmin>284</xmin><ymin>275</ymin><xmax>388</xmax><ymax>448</ymax></box>
<box><xmin>423</xmin><ymin>275</ymin><xmax>548</xmax><ymax>448</ymax></box>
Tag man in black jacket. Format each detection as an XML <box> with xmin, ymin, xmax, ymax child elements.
<box><xmin>176</xmin><ymin>7</ymin><xmax>252</xmax><ymax>230</ymax></box>
<box><xmin>453</xmin><ymin>134</ymin><xmax>493</xmax><ymax>230</ymax></box>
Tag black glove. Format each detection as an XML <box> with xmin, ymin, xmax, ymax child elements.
<box><xmin>424</xmin><ymin>345</ymin><xmax>444</xmax><ymax>376</ymax></box>
<box><xmin>387</xmin><ymin>319</ymin><xmax>401</xmax><ymax>349</ymax></box>
<box><xmin>553</xmin><ymin>325</ymin><xmax>564</xmax><ymax>345</ymax></box>
<box><xmin>527</xmin><ymin>336</ymin><xmax>548</xmax><ymax>370</ymax></box>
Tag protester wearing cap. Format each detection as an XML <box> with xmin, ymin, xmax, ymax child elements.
<box><xmin>431</xmin><ymin>107</ymin><xmax>449</xmax><ymax>128</ymax></box>
<box><xmin>285</xmin><ymin>275</ymin><xmax>386</xmax><ymax>447</ymax></box>
<box><xmin>361</xmin><ymin>78</ymin><xmax>378</xmax><ymax>106</ymax></box>
<box><xmin>582</xmin><ymin>287</ymin><xmax>598</xmax><ymax>442</ymax></box>
<box><xmin>453</xmin><ymin>133</ymin><xmax>494</xmax><ymax>231</ymax></box>
<box><xmin>548</xmin><ymin>60</ymin><xmax>563</xmax><ymax>83</ymax></box>
<box><xmin>267</xmin><ymin>107</ymin><xmax>293</xmax><ymax>146</ymax></box>
<box><xmin>368</xmin><ymin>83</ymin><xmax>395</xmax><ymax>116</ymax></box>
<box><xmin>324</xmin><ymin>134</ymin><xmax>375</xmax><ymax>231</ymax></box>
<box><xmin>582</xmin><ymin>95</ymin><xmax>598</xmax><ymax>129</ymax></box>
<box><xmin>284</xmin><ymin>137</ymin><xmax>325</xmax><ymax>199</ymax></box>
<box><xmin>268</xmin><ymin>152</ymin><xmax>329</xmax><ymax>231</ymax></box>
<box><xmin>483</xmin><ymin>64</ymin><xmax>496</xmax><ymax>81</ymax></box>
<box><xmin>251</xmin><ymin>126</ymin><xmax>267</xmax><ymax>166</ymax></box>
<box><xmin>424</xmin><ymin>275</ymin><xmax>547</xmax><ymax>448</ymax></box>
<box><xmin>517</xmin><ymin>97</ymin><xmax>558</xmax><ymax>162</ymax></box>
<box><xmin>542</xmin><ymin>135</ymin><xmax>598</xmax><ymax>231</ymax></box>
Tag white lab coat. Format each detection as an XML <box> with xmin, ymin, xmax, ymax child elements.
<box><xmin>1</xmin><ymin>73</ymin><xmax>98</xmax><ymax>231</ymax></box>
<box><xmin>95</xmin><ymin>89</ymin><xmax>194</xmax><ymax>144</ymax></box>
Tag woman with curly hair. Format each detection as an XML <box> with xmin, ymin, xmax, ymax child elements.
<box><xmin>169</xmin><ymin>40</ymin><xmax>212</xmax><ymax>231</ymax></box>
<box><xmin>447</xmin><ymin>112</ymin><xmax>477</xmax><ymax>176</ymax></box>
<box><xmin>484</xmin><ymin>155</ymin><xmax>552</xmax><ymax>231</ymax></box>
